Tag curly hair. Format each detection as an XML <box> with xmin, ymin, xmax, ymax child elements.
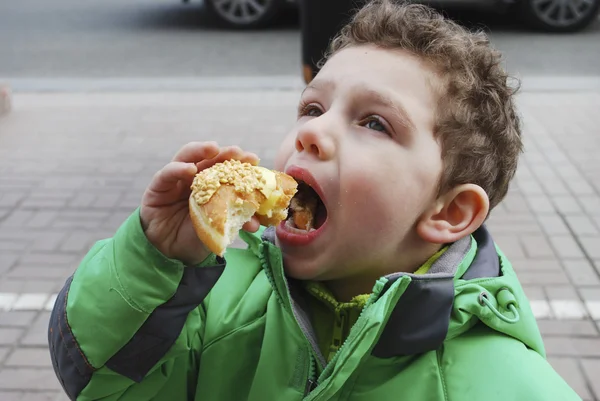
<box><xmin>323</xmin><ymin>0</ymin><xmax>523</xmax><ymax>210</ymax></box>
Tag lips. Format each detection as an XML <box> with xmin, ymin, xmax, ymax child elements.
<box><xmin>276</xmin><ymin>165</ymin><xmax>329</xmax><ymax>246</ymax></box>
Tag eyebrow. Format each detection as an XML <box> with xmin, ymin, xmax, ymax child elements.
<box><xmin>302</xmin><ymin>79</ymin><xmax>416</xmax><ymax>132</ymax></box>
<box><xmin>359</xmin><ymin>87</ymin><xmax>416</xmax><ymax>132</ymax></box>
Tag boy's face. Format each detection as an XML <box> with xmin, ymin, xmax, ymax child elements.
<box><xmin>274</xmin><ymin>45</ymin><xmax>444</xmax><ymax>288</ymax></box>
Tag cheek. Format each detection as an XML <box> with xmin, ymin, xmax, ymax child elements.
<box><xmin>273</xmin><ymin>132</ymin><xmax>296</xmax><ymax>171</ymax></box>
<box><xmin>340</xmin><ymin>167</ymin><xmax>433</xmax><ymax>239</ymax></box>
<box><xmin>341</xmin><ymin>175</ymin><xmax>402</xmax><ymax>236</ymax></box>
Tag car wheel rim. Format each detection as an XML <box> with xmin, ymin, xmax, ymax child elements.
<box><xmin>211</xmin><ymin>0</ymin><xmax>273</xmax><ymax>24</ymax></box>
<box><xmin>531</xmin><ymin>0</ymin><xmax>596</xmax><ymax>27</ymax></box>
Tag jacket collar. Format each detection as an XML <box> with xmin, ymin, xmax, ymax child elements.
<box><xmin>255</xmin><ymin>225</ymin><xmax>501</xmax><ymax>358</ymax></box>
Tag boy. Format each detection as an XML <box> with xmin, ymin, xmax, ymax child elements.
<box><xmin>48</xmin><ymin>1</ymin><xmax>581</xmax><ymax>400</ymax></box>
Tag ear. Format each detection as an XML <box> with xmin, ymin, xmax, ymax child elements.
<box><xmin>416</xmin><ymin>184</ymin><xmax>490</xmax><ymax>244</ymax></box>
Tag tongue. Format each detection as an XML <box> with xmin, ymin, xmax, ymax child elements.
<box><xmin>314</xmin><ymin>202</ymin><xmax>327</xmax><ymax>229</ymax></box>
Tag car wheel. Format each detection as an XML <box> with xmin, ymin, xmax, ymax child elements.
<box><xmin>519</xmin><ymin>0</ymin><xmax>600</xmax><ymax>32</ymax></box>
<box><xmin>204</xmin><ymin>0</ymin><xmax>284</xmax><ymax>29</ymax></box>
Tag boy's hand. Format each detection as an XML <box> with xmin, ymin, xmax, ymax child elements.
<box><xmin>140</xmin><ymin>142</ymin><xmax>261</xmax><ymax>265</ymax></box>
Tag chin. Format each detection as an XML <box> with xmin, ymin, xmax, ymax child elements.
<box><xmin>281</xmin><ymin>256</ymin><xmax>324</xmax><ymax>281</ymax></box>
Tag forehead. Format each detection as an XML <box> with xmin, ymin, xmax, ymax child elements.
<box><xmin>315</xmin><ymin>45</ymin><xmax>439</xmax><ymax>129</ymax></box>
<box><xmin>320</xmin><ymin>44</ymin><xmax>437</xmax><ymax>90</ymax></box>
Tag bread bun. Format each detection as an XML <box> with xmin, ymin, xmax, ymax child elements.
<box><xmin>189</xmin><ymin>159</ymin><xmax>297</xmax><ymax>256</ymax></box>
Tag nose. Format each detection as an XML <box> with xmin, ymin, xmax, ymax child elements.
<box><xmin>295</xmin><ymin>116</ymin><xmax>337</xmax><ymax>160</ymax></box>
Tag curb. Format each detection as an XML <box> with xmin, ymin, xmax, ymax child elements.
<box><xmin>2</xmin><ymin>75</ymin><xmax>600</xmax><ymax>94</ymax></box>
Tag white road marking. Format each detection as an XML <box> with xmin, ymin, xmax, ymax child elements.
<box><xmin>0</xmin><ymin>293</ymin><xmax>599</xmax><ymax>322</ymax></box>
<box><xmin>550</xmin><ymin>300</ymin><xmax>589</xmax><ymax>319</ymax></box>
<box><xmin>11</xmin><ymin>293</ymin><xmax>51</xmax><ymax>311</ymax></box>
<box><xmin>530</xmin><ymin>300</ymin><xmax>554</xmax><ymax>319</ymax></box>
<box><xmin>585</xmin><ymin>301</ymin><xmax>600</xmax><ymax>321</ymax></box>
<box><xmin>0</xmin><ymin>293</ymin><xmax>18</xmax><ymax>311</ymax></box>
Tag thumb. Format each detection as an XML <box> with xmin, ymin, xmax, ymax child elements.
<box><xmin>241</xmin><ymin>216</ymin><xmax>261</xmax><ymax>233</ymax></box>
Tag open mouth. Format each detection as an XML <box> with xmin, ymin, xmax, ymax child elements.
<box><xmin>285</xmin><ymin>181</ymin><xmax>328</xmax><ymax>233</ymax></box>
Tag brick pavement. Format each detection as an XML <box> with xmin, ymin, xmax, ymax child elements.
<box><xmin>0</xmin><ymin>89</ymin><xmax>599</xmax><ymax>400</ymax></box>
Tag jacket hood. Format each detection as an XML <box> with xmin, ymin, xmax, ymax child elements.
<box><xmin>245</xmin><ymin>224</ymin><xmax>545</xmax><ymax>361</ymax></box>
<box><xmin>368</xmin><ymin>225</ymin><xmax>545</xmax><ymax>359</ymax></box>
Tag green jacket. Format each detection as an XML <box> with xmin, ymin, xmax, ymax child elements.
<box><xmin>48</xmin><ymin>209</ymin><xmax>581</xmax><ymax>401</ymax></box>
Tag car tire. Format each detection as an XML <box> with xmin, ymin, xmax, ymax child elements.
<box><xmin>518</xmin><ymin>0</ymin><xmax>600</xmax><ymax>32</ymax></box>
<box><xmin>204</xmin><ymin>0</ymin><xmax>284</xmax><ymax>29</ymax></box>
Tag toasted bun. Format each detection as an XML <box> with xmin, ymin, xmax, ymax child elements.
<box><xmin>189</xmin><ymin>160</ymin><xmax>297</xmax><ymax>256</ymax></box>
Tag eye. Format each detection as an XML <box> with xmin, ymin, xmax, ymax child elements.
<box><xmin>362</xmin><ymin>116</ymin><xmax>389</xmax><ymax>134</ymax></box>
<box><xmin>299</xmin><ymin>103</ymin><xmax>323</xmax><ymax>118</ymax></box>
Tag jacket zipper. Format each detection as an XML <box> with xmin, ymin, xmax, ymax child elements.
<box><xmin>304</xmin><ymin>294</ymin><xmax>378</xmax><ymax>401</ymax></box>
<box><xmin>259</xmin><ymin>243</ymin><xmax>325</xmax><ymax>395</ymax></box>
<box><xmin>304</xmin><ymin>354</ymin><xmax>318</xmax><ymax>396</ymax></box>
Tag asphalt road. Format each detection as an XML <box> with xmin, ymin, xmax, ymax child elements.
<box><xmin>1</xmin><ymin>0</ymin><xmax>599</xmax><ymax>81</ymax></box>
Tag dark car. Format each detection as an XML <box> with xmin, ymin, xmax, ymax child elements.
<box><xmin>204</xmin><ymin>0</ymin><xmax>600</xmax><ymax>33</ymax></box>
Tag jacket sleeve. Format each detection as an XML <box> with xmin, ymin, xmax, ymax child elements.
<box><xmin>443</xmin><ymin>327</ymin><xmax>583</xmax><ymax>401</ymax></box>
<box><xmin>48</xmin><ymin>208</ymin><xmax>226</xmax><ymax>400</ymax></box>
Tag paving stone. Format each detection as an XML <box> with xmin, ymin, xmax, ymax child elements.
<box><xmin>0</xmin><ymin>193</ymin><xmax>26</xmax><ymax>208</ymax></box>
<box><xmin>546</xmin><ymin>285</ymin><xmax>583</xmax><ymax>301</ymax></box>
<box><xmin>563</xmin><ymin>260</ymin><xmax>600</xmax><ymax>287</ymax></box>
<box><xmin>20</xmin><ymin>199</ymin><xmax>67</xmax><ymax>210</ymax></box>
<box><xmin>0</xmin><ymin>347</ymin><xmax>9</xmax><ymax>362</ymax></box>
<box><xmin>581</xmin><ymin>359</ymin><xmax>600</xmax><ymax>401</ymax></box>
<box><xmin>0</xmin><ymin>329</ymin><xmax>23</xmax><ymax>346</ymax></box>
<box><xmin>521</xmin><ymin>285</ymin><xmax>546</xmax><ymax>300</ymax></box>
<box><xmin>538</xmin><ymin>320</ymin><xmax>598</xmax><ymax>337</ymax></box>
<box><xmin>0</xmin><ymin>369</ymin><xmax>61</xmax><ymax>391</ymax></box>
<box><xmin>547</xmin><ymin>357</ymin><xmax>593</xmax><ymax>401</ymax></box>
<box><xmin>501</xmin><ymin>193</ymin><xmax>531</xmax><ymax>213</ymax></box>
<box><xmin>0</xmin><ymin>241</ymin><xmax>29</xmax><ymax>252</ymax></box>
<box><xmin>551</xmin><ymin>195</ymin><xmax>584</xmax><ymax>214</ymax></box>
<box><xmin>566</xmin><ymin>215</ymin><xmax>600</xmax><ymax>236</ymax></box>
<box><xmin>31</xmin><ymin>232</ymin><xmax>68</xmax><ymax>252</ymax></box>
<box><xmin>0</xmin><ymin>208</ymin><xmax>11</xmax><ymax>221</ymax></box>
<box><xmin>0</xmin><ymin>312</ymin><xmax>37</xmax><ymax>327</ymax></box>
<box><xmin>0</xmin><ymin>212</ymin><xmax>34</xmax><ymax>228</ymax></box>
<box><xmin>6</xmin><ymin>267</ymin><xmax>73</xmax><ymax>280</ymax></box>
<box><xmin>544</xmin><ymin>337</ymin><xmax>600</xmax><ymax>357</ymax></box>
<box><xmin>0</xmin><ymin>254</ymin><xmax>18</xmax><ymax>274</ymax></box>
<box><xmin>92</xmin><ymin>193</ymin><xmax>122</xmax><ymax>208</ymax></box>
<box><xmin>521</xmin><ymin>235</ymin><xmax>556</xmax><ymax>258</ymax></box>
<box><xmin>20</xmin><ymin>313</ymin><xmax>51</xmax><ymax>347</ymax></box>
<box><xmin>537</xmin><ymin>215</ymin><xmax>570</xmax><ymax>235</ymax></box>
<box><xmin>580</xmin><ymin>236</ymin><xmax>600</xmax><ymax>259</ymax></box>
<box><xmin>518</xmin><ymin>271</ymin><xmax>571</xmax><ymax>285</ymax></box>
<box><xmin>68</xmin><ymin>193</ymin><xmax>95</xmax><ymax>208</ymax></box>
<box><xmin>580</xmin><ymin>288</ymin><xmax>600</xmax><ymax>302</ymax></box>
<box><xmin>19</xmin><ymin>254</ymin><xmax>77</xmax><ymax>266</ymax></box>
<box><xmin>491</xmin><ymin>235</ymin><xmax>526</xmax><ymax>259</ymax></box>
<box><xmin>549</xmin><ymin>235</ymin><xmax>586</xmax><ymax>259</ymax></box>
<box><xmin>516</xmin><ymin>179</ymin><xmax>545</xmax><ymax>195</ymax></box>
<box><xmin>542</xmin><ymin>180</ymin><xmax>571</xmax><ymax>196</ymax></box>
<box><xmin>525</xmin><ymin>195</ymin><xmax>556</xmax><ymax>214</ymax></box>
<box><xmin>579</xmin><ymin>195</ymin><xmax>600</xmax><ymax>216</ymax></box>
<box><xmin>0</xmin><ymin>390</ymin><xmax>25</xmax><ymax>401</ymax></box>
<box><xmin>6</xmin><ymin>348</ymin><xmax>51</xmax><ymax>368</ymax></box>
<box><xmin>565</xmin><ymin>178</ymin><xmax>597</xmax><ymax>196</ymax></box>
<box><xmin>59</xmin><ymin>232</ymin><xmax>94</xmax><ymax>253</ymax></box>
<box><xmin>26</xmin><ymin>212</ymin><xmax>59</xmax><ymax>229</ymax></box>
<box><xmin>22</xmin><ymin>392</ymin><xmax>61</xmax><ymax>401</ymax></box>
<box><xmin>0</xmin><ymin>279</ymin><xmax>61</xmax><ymax>294</ymax></box>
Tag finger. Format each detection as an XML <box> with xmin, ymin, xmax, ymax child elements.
<box><xmin>196</xmin><ymin>146</ymin><xmax>261</xmax><ymax>171</ymax></box>
<box><xmin>148</xmin><ymin>162</ymin><xmax>197</xmax><ymax>194</ymax></box>
<box><xmin>172</xmin><ymin>141</ymin><xmax>220</xmax><ymax>163</ymax></box>
<box><xmin>242</xmin><ymin>216</ymin><xmax>261</xmax><ymax>233</ymax></box>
